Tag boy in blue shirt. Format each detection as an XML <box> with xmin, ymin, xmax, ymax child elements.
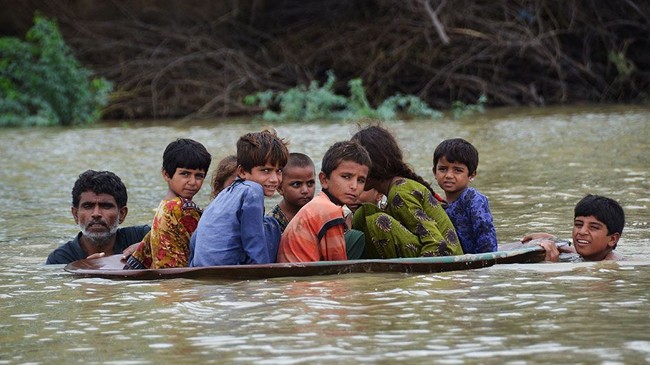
<box><xmin>190</xmin><ymin>129</ymin><xmax>289</xmax><ymax>266</ymax></box>
<box><xmin>433</xmin><ymin>138</ymin><xmax>497</xmax><ymax>253</ymax></box>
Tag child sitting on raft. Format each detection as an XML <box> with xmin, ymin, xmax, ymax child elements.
<box><xmin>190</xmin><ymin>129</ymin><xmax>288</xmax><ymax>266</ymax></box>
<box><xmin>351</xmin><ymin>124</ymin><xmax>463</xmax><ymax>258</ymax></box>
<box><xmin>268</xmin><ymin>152</ymin><xmax>317</xmax><ymax>232</ymax></box>
<box><xmin>433</xmin><ymin>138</ymin><xmax>497</xmax><ymax>253</ymax></box>
<box><xmin>124</xmin><ymin>138</ymin><xmax>211</xmax><ymax>269</ymax></box>
<box><xmin>277</xmin><ymin>140</ymin><xmax>371</xmax><ymax>262</ymax></box>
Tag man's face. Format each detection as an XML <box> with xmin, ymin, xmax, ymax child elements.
<box><xmin>72</xmin><ymin>192</ymin><xmax>126</xmax><ymax>243</ymax></box>
<box><xmin>572</xmin><ymin>215</ymin><xmax>619</xmax><ymax>260</ymax></box>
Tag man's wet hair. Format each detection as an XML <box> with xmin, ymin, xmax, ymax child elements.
<box><xmin>72</xmin><ymin>170</ymin><xmax>128</xmax><ymax>208</ymax></box>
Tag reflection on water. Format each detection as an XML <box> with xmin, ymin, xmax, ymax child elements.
<box><xmin>0</xmin><ymin>105</ymin><xmax>649</xmax><ymax>363</ymax></box>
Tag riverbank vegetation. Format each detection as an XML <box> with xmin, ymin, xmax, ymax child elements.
<box><xmin>0</xmin><ymin>15</ymin><xmax>111</xmax><ymax>126</ymax></box>
<box><xmin>2</xmin><ymin>1</ymin><xmax>648</xmax><ymax>122</ymax></box>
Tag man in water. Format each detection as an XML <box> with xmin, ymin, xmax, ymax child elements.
<box><xmin>46</xmin><ymin>170</ymin><xmax>150</xmax><ymax>264</ymax></box>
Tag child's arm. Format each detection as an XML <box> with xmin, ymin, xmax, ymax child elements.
<box><xmin>317</xmin><ymin>219</ymin><xmax>348</xmax><ymax>261</ymax></box>
<box><xmin>467</xmin><ymin>191</ymin><xmax>498</xmax><ymax>253</ymax></box>
<box><xmin>240</xmin><ymin>187</ymin><xmax>271</xmax><ymax>264</ymax></box>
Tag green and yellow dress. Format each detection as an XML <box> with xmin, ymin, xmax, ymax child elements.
<box><xmin>352</xmin><ymin>178</ymin><xmax>463</xmax><ymax>258</ymax></box>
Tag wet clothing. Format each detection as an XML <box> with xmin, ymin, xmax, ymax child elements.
<box><xmin>125</xmin><ymin>197</ymin><xmax>202</xmax><ymax>269</ymax></box>
<box><xmin>277</xmin><ymin>192</ymin><xmax>348</xmax><ymax>262</ymax></box>
<box><xmin>445</xmin><ymin>187</ymin><xmax>497</xmax><ymax>254</ymax></box>
<box><xmin>268</xmin><ymin>204</ymin><xmax>290</xmax><ymax>233</ymax></box>
<box><xmin>45</xmin><ymin>225</ymin><xmax>150</xmax><ymax>265</ymax></box>
<box><xmin>190</xmin><ymin>178</ymin><xmax>281</xmax><ymax>266</ymax></box>
<box><xmin>352</xmin><ymin>178</ymin><xmax>463</xmax><ymax>258</ymax></box>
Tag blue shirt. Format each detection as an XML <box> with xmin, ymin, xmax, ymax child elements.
<box><xmin>445</xmin><ymin>187</ymin><xmax>497</xmax><ymax>254</ymax></box>
<box><xmin>189</xmin><ymin>179</ymin><xmax>281</xmax><ymax>266</ymax></box>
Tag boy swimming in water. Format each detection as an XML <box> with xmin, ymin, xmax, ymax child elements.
<box><xmin>522</xmin><ymin>194</ymin><xmax>625</xmax><ymax>261</ymax></box>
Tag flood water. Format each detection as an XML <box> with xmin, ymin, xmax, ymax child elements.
<box><xmin>1</xmin><ymin>105</ymin><xmax>649</xmax><ymax>364</ymax></box>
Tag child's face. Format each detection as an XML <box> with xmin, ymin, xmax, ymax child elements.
<box><xmin>572</xmin><ymin>215</ymin><xmax>619</xmax><ymax>260</ymax></box>
<box><xmin>319</xmin><ymin>160</ymin><xmax>368</xmax><ymax>206</ymax></box>
<box><xmin>165</xmin><ymin>168</ymin><xmax>206</xmax><ymax>199</ymax></box>
<box><xmin>433</xmin><ymin>156</ymin><xmax>474</xmax><ymax>194</ymax></box>
<box><xmin>278</xmin><ymin>166</ymin><xmax>316</xmax><ymax>209</ymax></box>
<box><xmin>239</xmin><ymin>163</ymin><xmax>282</xmax><ymax>197</ymax></box>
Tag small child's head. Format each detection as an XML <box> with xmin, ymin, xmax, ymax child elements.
<box><xmin>573</xmin><ymin>194</ymin><xmax>625</xmax><ymax>258</ymax></box>
<box><xmin>162</xmin><ymin>138</ymin><xmax>212</xmax><ymax>199</ymax></box>
<box><xmin>347</xmin><ymin>188</ymin><xmax>384</xmax><ymax>213</ymax></box>
<box><xmin>236</xmin><ymin>129</ymin><xmax>289</xmax><ymax>196</ymax></box>
<box><xmin>210</xmin><ymin>155</ymin><xmax>238</xmax><ymax>199</ymax></box>
<box><xmin>433</xmin><ymin>138</ymin><xmax>479</xmax><ymax>194</ymax></box>
<box><xmin>278</xmin><ymin>153</ymin><xmax>316</xmax><ymax>210</ymax></box>
<box><xmin>320</xmin><ymin>140</ymin><xmax>371</xmax><ymax>206</ymax></box>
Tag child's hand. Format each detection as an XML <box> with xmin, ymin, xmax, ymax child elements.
<box><xmin>538</xmin><ymin>240</ymin><xmax>560</xmax><ymax>262</ymax></box>
<box><xmin>521</xmin><ymin>232</ymin><xmax>556</xmax><ymax>243</ymax></box>
<box><xmin>120</xmin><ymin>242</ymin><xmax>141</xmax><ymax>262</ymax></box>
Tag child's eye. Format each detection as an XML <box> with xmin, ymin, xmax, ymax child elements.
<box><xmin>306</xmin><ymin>181</ymin><xmax>315</xmax><ymax>187</ymax></box>
<box><xmin>290</xmin><ymin>182</ymin><xmax>301</xmax><ymax>188</ymax></box>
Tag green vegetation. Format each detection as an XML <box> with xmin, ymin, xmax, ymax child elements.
<box><xmin>452</xmin><ymin>94</ymin><xmax>487</xmax><ymax>119</ymax></box>
<box><xmin>0</xmin><ymin>15</ymin><xmax>112</xmax><ymax>127</ymax></box>
<box><xmin>243</xmin><ymin>71</ymin><xmax>443</xmax><ymax>122</ymax></box>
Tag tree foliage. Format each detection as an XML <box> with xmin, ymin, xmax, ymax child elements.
<box><xmin>0</xmin><ymin>15</ymin><xmax>112</xmax><ymax>127</ymax></box>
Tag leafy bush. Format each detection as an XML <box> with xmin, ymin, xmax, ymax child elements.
<box><xmin>244</xmin><ymin>71</ymin><xmax>442</xmax><ymax>122</ymax></box>
<box><xmin>0</xmin><ymin>15</ymin><xmax>112</xmax><ymax>127</ymax></box>
<box><xmin>452</xmin><ymin>94</ymin><xmax>487</xmax><ymax>119</ymax></box>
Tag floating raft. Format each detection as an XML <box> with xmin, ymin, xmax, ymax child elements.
<box><xmin>64</xmin><ymin>244</ymin><xmax>545</xmax><ymax>280</ymax></box>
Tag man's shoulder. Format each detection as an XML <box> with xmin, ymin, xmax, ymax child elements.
<box><xmin>46</xmin><ymin>233</ymin><xmax>83</xmax><ymax>264</ymax></box>
<box><xmin>116</xmin><ymin>225</ymin><xmax>151</xmax><ymax>240</ymax></box>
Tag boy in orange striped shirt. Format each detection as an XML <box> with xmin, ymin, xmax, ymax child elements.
<box><xmin>277</xmin><ymin>141</ymin><xmax>371</xmax><ymax>262</ymax></box>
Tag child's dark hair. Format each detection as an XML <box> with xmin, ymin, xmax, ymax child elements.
<box><xmin>433</xmin><ymin>138</ymin><xmax>479</xmax><ymax>176</ymax></box>
<box><xmin>351</xmin><ymin>124</ymin><xmax>435</xmax><ymax>195</ymax></box>
<box><xmin>285</xmin><ymin>152</ymin><xmax>315</xmax><ymax>171</ymax></box>
<box><xmin>72</xmin><ymin>170</ymin><xmax>128</xmax><ymax>208</ymax></box>
<box><xmin>162</xmin><ymin>138</ymin><xmax>212</xmax><ymax>177</ymax></box>
<box><xmin>574</xmin><ymin>194</ymin><xmax>625</xmax><ymax>236</ymax></box>
<box><xmin>210</xmin><ymin>155</ymin><xmax>237</xmax><ymax>199</ymax></box>
<box><xmin>237</xmin><ymin>129</ymin><xmax>289</xmax><ymax>172</ymax></box>
<box><xmin>321</xmin><ymin>141</ymin><xmax>371</xmax><ymax>178</ymax></box>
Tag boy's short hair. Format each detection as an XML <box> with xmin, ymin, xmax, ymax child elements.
<box><xmin>237</xmin><ymin>129</ymin><xmax>289</xmax><ymax>172</ymax></box>
<box><xmin>162</xmin><ymin>138</ymin><xmax>212</xmax><ymax>177</ymax></box>
<box><xmin>72</xmin><ymin>170</ymin><xmax>128</xmax><ymax>208</ymax></box>
<box><xmin>433</xmin><ymin>138</ymin><xmax>479</xmax><ymax>176</ymax></box>
<box><xmin>285</xmin><ymin>152</ymin><xmax>315</xmax><ymax>172</ymax></box>
<box><xmin>574</xmin><ymin>194</ymin><xmax>625</xmax><ymax>236</ymax></box>
<box><xmin>321</xmin><ymin>141</ymin><xmax>371</xmax><ymax>178</ymax></box>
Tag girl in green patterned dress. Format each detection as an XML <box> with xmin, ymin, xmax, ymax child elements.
<box><xmin>351</xmin><ymin>125</ymin><xmax>463</xmax><ymax>258</ymax></box>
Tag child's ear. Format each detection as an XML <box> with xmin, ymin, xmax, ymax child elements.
<box><xmin>469</xmin><ymin>171</ymin><xmax>477</xmax><ymax>182</ymax></box>
<box><xmin>162</xmin><ymin>168</ymin><xmax>172</xmax><ymax>181</ymax></box>
<box><xmin>318</xmin><ymin>171</ymin><xmax>328</xmax><ymax>189</ymax></box>
<box><xmin>237</xmin><ymin>165</ymin><xmax>247</xmax><ymax>179</ymax></box>
<box><xmin>607</xmin><ymin>232</ymin><xmax>620</xmax><ymax>248</ymax></box>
